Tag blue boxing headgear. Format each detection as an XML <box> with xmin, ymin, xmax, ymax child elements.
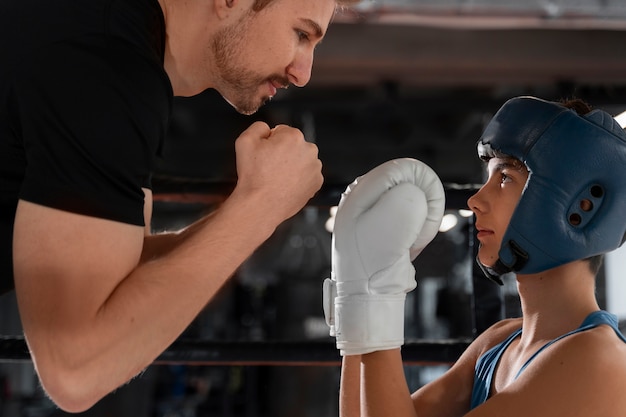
<box><xmin>476</xmin><ymin>96</ymin><xmax>626</xmax><ymax>283</ymax></box>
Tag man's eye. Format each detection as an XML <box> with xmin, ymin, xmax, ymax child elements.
<box><xmin>296</xmin><ymin>30</ymin><xmax>309</xmax><ymax>41</ymax></box>
<box><xmin>500</xmin><ymin>173</ymin><xmax>511</xmax><ymax>184</ymax></box>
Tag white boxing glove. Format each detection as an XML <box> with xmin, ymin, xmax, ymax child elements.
<box><xmin>323</xmin><ymin>158</ymin><xmax>445</xmax><ymax>356</ymax></box>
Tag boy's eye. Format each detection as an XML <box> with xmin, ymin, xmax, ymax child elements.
<box><xmin>296</xmin><ymin>30</ymin><xmax>309</xmax><ymax>41</ymax></box>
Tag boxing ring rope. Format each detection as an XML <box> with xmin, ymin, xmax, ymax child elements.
<box><xmin>0</xmin><ymin>336</ymin><xmax>471</xmax><ymax>365</ymax></box>
<box><xmin>0</xmin><ymin>185</ymin><xmax>493</xmax><ymax>366</ymax></box>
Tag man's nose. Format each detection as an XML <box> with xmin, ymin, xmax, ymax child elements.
<box><xmin>287</xmin><ymin>49</ymin><xmax>314</xmax><ymax>87</ymax></box>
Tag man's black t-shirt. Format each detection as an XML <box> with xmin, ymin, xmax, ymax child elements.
<box><xmin>0</xmin><ymin>0</ymin><xmax>173</xmax><ymax>293</ymax></box>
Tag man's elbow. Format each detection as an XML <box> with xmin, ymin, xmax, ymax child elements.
<box><xmin>35</xmin><ymin>360</ymin><xmax>109</xmax><ymax>413</ymax></box>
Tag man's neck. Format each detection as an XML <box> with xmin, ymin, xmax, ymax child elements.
<box><xmin>158</xmin><ymin>0</ymin><xmax>220</xmax><ymax>96</ymax></box>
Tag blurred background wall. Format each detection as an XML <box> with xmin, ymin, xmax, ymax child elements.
<box><xmin>2</xmin><ymin>1</ymin><xmax>626</xmax><ymax>415</ymax></box>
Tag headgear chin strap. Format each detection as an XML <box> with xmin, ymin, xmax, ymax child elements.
<box><xmin>476</xmin><ymin>96</ymin><xmax>626</xmax><ymax>283</ymax></box>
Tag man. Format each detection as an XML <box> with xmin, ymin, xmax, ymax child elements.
<box><xmin>0</xmin><ymin>0</ymin><xmax>357</xmax><ymax>412</ymax></box>
<box><xmin>325</xmin><ymin>97</ymin><xmax>626</xmax><ymax>416</ymax></box>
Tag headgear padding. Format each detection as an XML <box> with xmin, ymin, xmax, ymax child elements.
<box><xmin>477</xmin><ymin>96</ymin><xmax>626</xmax><ymax>279</ymax></box>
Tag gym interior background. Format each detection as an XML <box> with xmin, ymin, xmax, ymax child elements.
<box><xmin>2</xmin><ymin>1</ymin><xmax>626</xmax><ymax>415</ymax></box>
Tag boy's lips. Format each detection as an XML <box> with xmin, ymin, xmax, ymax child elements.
<box><xmin>475</xmin><ymin>224</ymin><xmax>494</xmax><ymax>239</ymax></box>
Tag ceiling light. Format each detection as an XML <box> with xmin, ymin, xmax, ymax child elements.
<box><xmin>614</xmin><ymin>111</ymin><xmax>626</xmax><ymax>128</ymax></box>
<box><xmin>458</xmin><ymin>209</ymin><xmax>474</xmax><ymax>218</ymax></box>
<box><xmin>439</xmin><ymin>213</ymin><xmax>458</xmax><ymax>233</ymax></box>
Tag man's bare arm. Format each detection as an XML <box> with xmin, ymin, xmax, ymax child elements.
<box><xmin>13</xmin><ymin>122</ymin><xmax>322</xmax><ymax>412</ymax></box>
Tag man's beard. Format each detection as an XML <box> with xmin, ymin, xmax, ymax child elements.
<box><xmin>211</xmin><ymin>14</ymin><xmax>286</xmax><ymax>115</ymax></box>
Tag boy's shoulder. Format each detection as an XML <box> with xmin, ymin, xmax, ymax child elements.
<box><xmin>471</xmin><ymin>317</ymin><xmax>523</xmax><ymax>357</ymax></box>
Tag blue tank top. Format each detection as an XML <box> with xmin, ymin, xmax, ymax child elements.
<box><xmin>470</xmin><ymin>310</ymin><xmax>626</xmax><ymax>409</ymax></box>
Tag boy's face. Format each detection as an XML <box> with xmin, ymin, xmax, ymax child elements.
<box><xmin>209</xmin><ymin>0</ymin><xmax>336</xmax><ymax>114</ymax></box>
<box><xmin>468</xmin><ymin>157</ymin><xmax>529</xmax><ymax>269</ymax></box>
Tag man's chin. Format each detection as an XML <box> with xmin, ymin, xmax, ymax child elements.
<box><xmin>237</xmin><ymin>106</ymin><xmax>261</xmax><ymax>116</ymax></box>
<box><xmin>234</xmin><ymin>100</ymin><xmax>268</xmax><ymax>116</ymax></box>
<box><xmin>230</xmin><ymin>97</ymin><xmax>269</xmax><ymax>116</ymax></box>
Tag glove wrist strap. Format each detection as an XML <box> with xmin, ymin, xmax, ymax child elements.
<box><xmin>335</xmin><ymin>294</ymin><xmax>406</xmax><ymax>356</ymax></box>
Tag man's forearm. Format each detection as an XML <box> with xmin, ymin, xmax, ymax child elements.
<box><xmin>81</xmin><ymin>195</ymin><xmax>277</xmax><ymax>404</ymax></box>
<box><xmin>140</xmin><ymin>211</ymin><xmax>216</xmax><ymax>263</ymax></box>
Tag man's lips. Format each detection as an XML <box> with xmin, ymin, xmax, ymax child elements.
<box><xmin>267</xmin><ymin>81</ymin><xmax>277</xmax><ymax>97</ymax></box>
<box><xmin>268</xmin><ymin>80</ymin><xmax>288</xmax><ymax>98</ymax></box>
